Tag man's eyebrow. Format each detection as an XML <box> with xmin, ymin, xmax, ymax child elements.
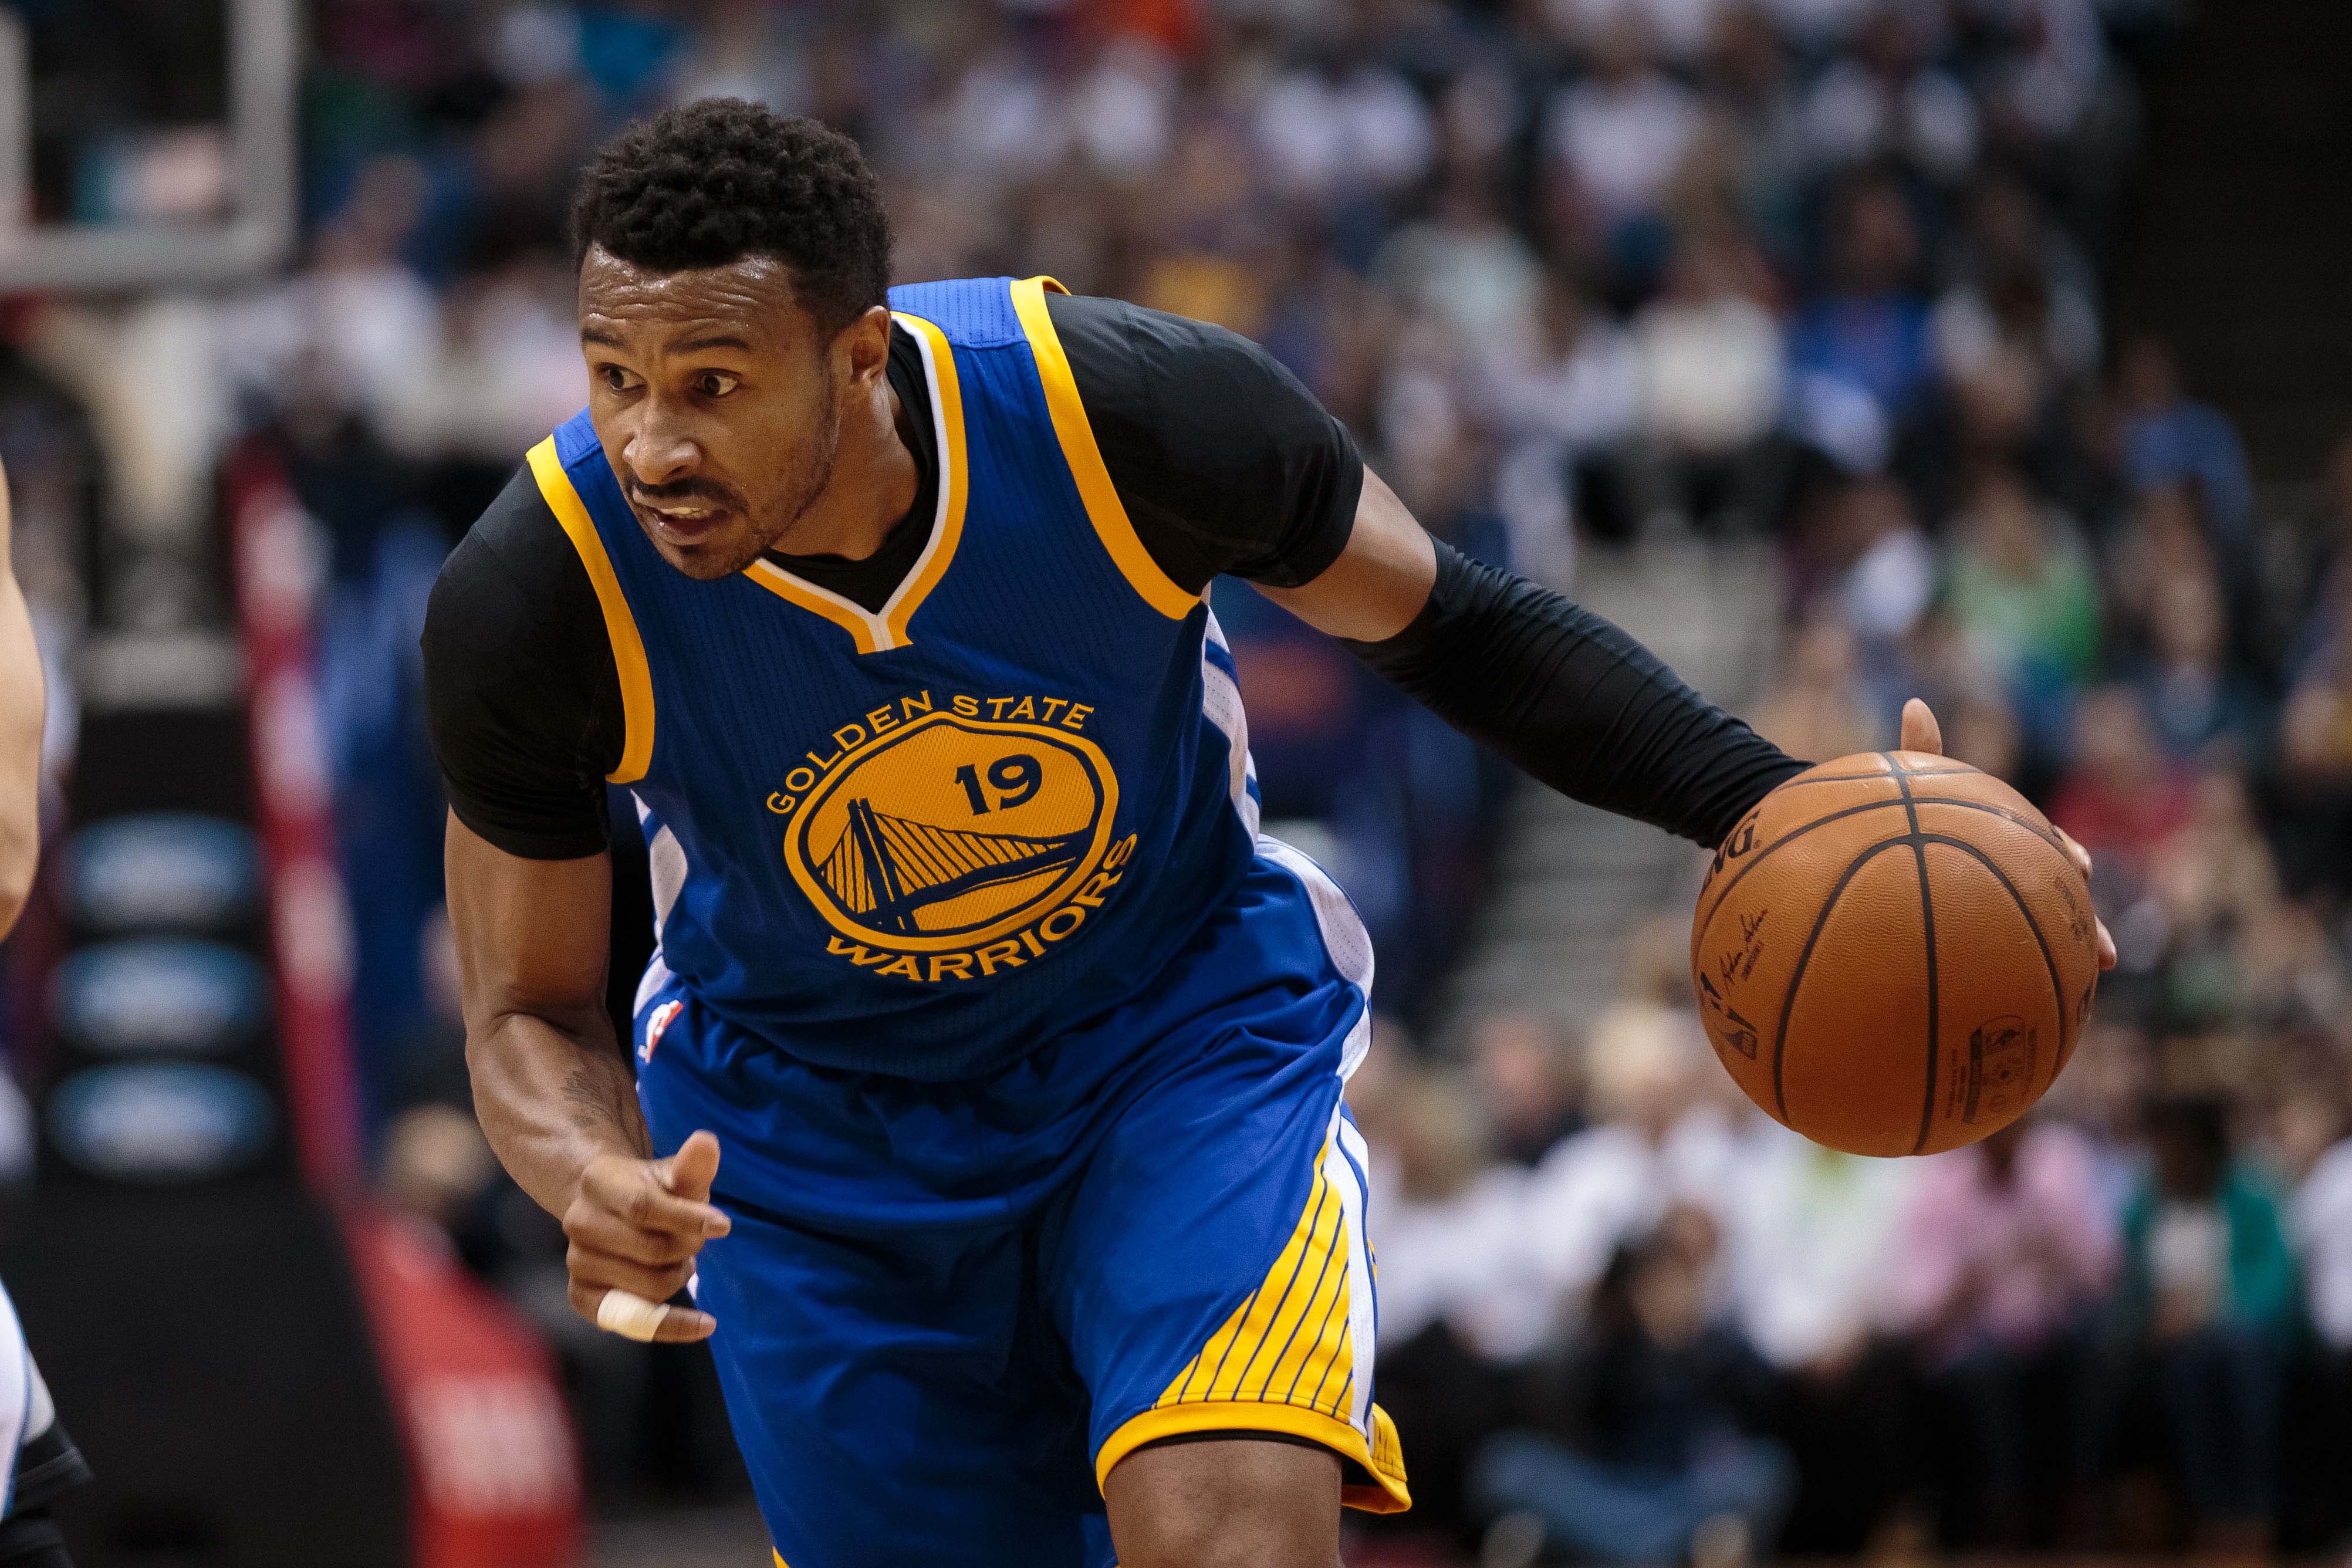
<box><xmin>580</xmin><ymin>325</ymin><xmax>623</xmax><ymax>347</ymax></box>
<box><xmin>674</xmin><ymin>333</ymin><xmax>752</xmax><ymax>354</ymax></box>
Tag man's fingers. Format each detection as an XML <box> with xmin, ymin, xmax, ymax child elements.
<box><xmin>1899</xmin><ymin>697</ymin><xmax>1944</xmax><ymax>757</ymax></box>
<box><xmin>567</xmin><ymin>1282</ymin><xmax>715</xmax><ymax>1343</ymax></box>
<box><xmin>2055</xmin><ymin>826</ymin><xmax>2094</xmax><ymax>881</ymax></box>
<box><xmin>567</xmin><ymin>1242</ymin><xmax>695</xmax><ymax>1305</ymax></box>
<box><xmin>661</xmin><ymin>1130</ymin><xmax>722</xmax><ymax>1205</ymax></box>
<box><xmin>580</xmin><ymin>1156</ymin><xmax>729</xmax><ymax>1239</ymax></box>
<box><xmin>565</xmin><ymin>1202</ymin><xmax>705</xmax><ymax>1266</ymax></box>
<box><xmin>2047</xmin><ymin>828</ymin><xmax>2116</xmax><ymax>971</ymax></box>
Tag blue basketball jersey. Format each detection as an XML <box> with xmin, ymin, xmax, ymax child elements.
<box><xmin>527</xmin><ymin>276</ymin><xmax>1263</xmax><ymax>1080</ymax></box>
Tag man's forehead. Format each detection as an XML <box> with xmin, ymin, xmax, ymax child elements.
<box><xmin>577</xmin><ymin>248</ymin><xmax>803</xmax><ymax>340</ymax></box>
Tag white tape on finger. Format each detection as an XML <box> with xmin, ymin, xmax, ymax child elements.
<box><xmin>596</xmin><ymin>1287</ymin><xmax>671</xmax><ymax>1342</ymax></box>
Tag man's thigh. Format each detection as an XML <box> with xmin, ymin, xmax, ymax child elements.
<box><xmin>1039</xmin><ymin>844</ymin><xmax>1411</xmax><ymax>1521</ymax></box>
<box><xmin>695</xmin><ymin>1199</ymin><xmax>1114</xmax><ymax>1568</ymax></box>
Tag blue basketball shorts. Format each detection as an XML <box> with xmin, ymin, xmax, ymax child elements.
<box><xmin>632</xmin><ymin>839</ymin><xmax>1410</xmax><ymax>1567</ymax></box>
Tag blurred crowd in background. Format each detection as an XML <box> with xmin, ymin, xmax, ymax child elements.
<box><xmin>12</xmin><ymin>0</ymin><xmax>2352</xmax><ymax>1562</ymax></box>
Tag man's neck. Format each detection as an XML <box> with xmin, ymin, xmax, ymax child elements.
<box><xmin>773</xmin><ymin>376</ymin><xmax>919</xmax><ymax>564</ymax></box>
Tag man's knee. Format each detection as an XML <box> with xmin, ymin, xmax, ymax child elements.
<box><xmin>1104</xmin><ymin>1434</ymin><xmax>1344</xmax><ymax>1568</ymax></box>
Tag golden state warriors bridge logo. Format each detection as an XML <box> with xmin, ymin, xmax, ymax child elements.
<box><xmin>767</xmin><ymin>691</ymin><xmax>1137</xmax><ymax>984</ymax></box>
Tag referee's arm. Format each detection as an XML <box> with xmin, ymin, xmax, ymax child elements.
<box><xmin>0</xmin><ymin>459</ymin><xmax>45</xmax><ymax>940</ymax></box>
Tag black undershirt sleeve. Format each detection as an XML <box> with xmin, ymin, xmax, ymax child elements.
<box><xmin>422</xmin><ymin>465</ymin><xmax>623</xmax><ymax>859</ymax></box>
<box><xmin>0</xmin><ymin>1510</ymin><xmax>71</xmax><ymax>1568</ymax></box>
<box><xmin>1047</xmin><ymin>292</ymin><xmax>1363</xmax><ymax>593</ymax></box>
<box><xmin>1344</xmin><ymin>540</ymin><xmax>1809</xmax><ymax>849</ymax></box>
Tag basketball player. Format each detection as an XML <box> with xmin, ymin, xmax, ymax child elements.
<box><xmin>425</xmin><ymin>101</ymin><xmax>2111</xmax><ymax>1566</ymax></box>
<box><xmin>0</xmin><ymin>458</ymin><xmax>91</xmax><ymax>1568</ymax></box>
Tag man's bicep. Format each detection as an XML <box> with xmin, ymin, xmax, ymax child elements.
<box><xmin>1259</xmin><ymin>468</ymin><xmax>1437</xmax><ymax>644</ymax></box>
<box><xmin>444</xmin><ymin>810</ymin><xmax>613</xmax><ymax>1033</ymax></box>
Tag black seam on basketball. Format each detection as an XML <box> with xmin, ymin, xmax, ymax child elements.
<box><xmin>1776</xmin><ymin>767</ymin><xmax>1975</xmax><ymax>787</ymax></box>
<box><xmin>1698</xmin><ymin>795</ymin><xmax>2063</xmax><ymax>940</ymax></box>
<box><xmin>1891</xmin><ymin>760</ymin><xmax>1941</xmax><ymax>1158</ymax></box>
<box><xmin>1771</xmin><ymin>837</ymin><xmax>1909</xmax><ymax>1127</ymax></box>
<box><xmin>1913</xmin><ymin>833</ymin><xmax>2070</xmax><ymax>1108</ymax></box>
<box><xmin>1697</xmin><ymin>797</ymin><xmax>1916</xmax><ymax>942</ymax></box>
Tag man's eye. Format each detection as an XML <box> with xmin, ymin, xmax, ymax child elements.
<box><xmin>601</xmin><ymin>366</ymin><xmax>636</xmax><ymax>391</ymax></box>
<box><xmin>697</xmin><ymin>373</ymin><xmax>738</xmax><ymax>398</ymax></box>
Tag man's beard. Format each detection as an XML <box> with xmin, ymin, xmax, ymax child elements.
<box><xmin>736</xmin><ymin>373</ymin><xmax>842</xmax><ymax>573</ymax></box>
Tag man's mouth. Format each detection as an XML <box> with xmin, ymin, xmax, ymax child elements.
<box><xmin>633</xmin><ymin>494</ymin><xmax>731</xmax><ymax>542</ymax></box>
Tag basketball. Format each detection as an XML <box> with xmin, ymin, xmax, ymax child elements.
<box><xmin>1689</xmin><ymin>751</ymin><xmax>2100</xmax><ymax>1157</ymax></box>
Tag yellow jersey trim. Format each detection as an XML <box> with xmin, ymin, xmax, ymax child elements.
<box><xmin>526</xmin><ymin>437</ymin><xmax>654</xmax><ymax>784</ymax></box>
<box><xmin>741</xmin><ymin>312</ymin><xmax>969</xmax><ymax>654</ymax></box>
<box><xmin>1096</xmin><ymin>1400</ymin><xmax>1412</xmax><ymax>1516</ymax></box>
<box><xmin>1008</xmin><ymin>275</ymin><xmax>1200</xmax><ymax>621</ymax></box>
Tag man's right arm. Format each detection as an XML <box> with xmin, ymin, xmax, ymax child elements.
<box><xmin>425</xmin><ymin>464</ymin><xmax>722</xmax><ymax>1341</ymax></box>
<box><xmin>443</xmin><ymin>816</ymin><xmax>725</xmax><ymax>1341</ymax></box>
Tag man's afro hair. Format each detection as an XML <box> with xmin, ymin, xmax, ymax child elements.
<box><xmin>570</xmin><ymin>99</ymin><xmax>891</xmax><ymax>335</ymax></box>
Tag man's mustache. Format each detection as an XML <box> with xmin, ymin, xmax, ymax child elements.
<box><xmin>629</xmin><ymin>479</ymin><xmax>744</xmax><ymax>511</ymax></box>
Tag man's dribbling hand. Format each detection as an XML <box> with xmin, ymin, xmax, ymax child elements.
<box><xmin>1900</xmin><ymin>698</ymin><xmax>2116</xmax><ymax>971</ymax></box>
<box><xmin>564</xmin><ymin>1128</ymin><xmax>729</xmax><ymax>1342</ymax></box>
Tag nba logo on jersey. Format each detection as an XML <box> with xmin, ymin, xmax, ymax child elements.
<box><xmin>640</xmin><ymin>998</ymin><xmax>685</xmax><ymax>1064</ymax></box>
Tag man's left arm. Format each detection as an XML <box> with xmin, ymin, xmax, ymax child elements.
<box><xmin>1269</xmin><ymin>474</ymin><xmax>2113</xmax><ymax>965</ymax></box>
<box><xmin>1052</xmin><ymin>291</ymin><xmax>1802</xmax><ymax>847</ymax></box>
<box><xmin>1264</xmin><ymin>471</ymin><xmax>1806</xmax><ymax>849</ymax></box>
<box><xmin>1060</xmin><ymin>291</ymin><xmax>2107</xmax><ymax>897</ymax></box>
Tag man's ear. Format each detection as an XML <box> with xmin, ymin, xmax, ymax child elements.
<box><xmin>840</xmin><ymin>303</ymin><xmax>894</xmax><ymax>386</ymax></box>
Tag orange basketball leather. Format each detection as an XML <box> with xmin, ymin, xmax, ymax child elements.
<box><xmin>1689</xmin><ymin>751</ymin><xmax>2099</xmax><ymax>1157</ymax></box>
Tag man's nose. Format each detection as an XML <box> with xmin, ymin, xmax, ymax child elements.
<box><xmin>623</xmin><ymin>400</ymin><xmax>699</xmax><ymax>486</ymax></box>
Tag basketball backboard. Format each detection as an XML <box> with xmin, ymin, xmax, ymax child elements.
<box><xmin>0</xmin><ymin>0</ymin><xmax>297</xmax><ymax>291</ymax></box>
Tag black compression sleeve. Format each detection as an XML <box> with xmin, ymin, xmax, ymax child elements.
<box><xmin>1344</xmin><ymin>541</ymin><xmax>1807</xmax><ymax>848</ymax></box>
<box><xmin>0</xmin><ymin>1510</ymin><xmax>71</xmax><ymax>1568</ymax></box>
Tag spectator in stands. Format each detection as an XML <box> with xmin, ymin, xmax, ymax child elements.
<box><xmin>1472</xmin><ymin>1210</ymin><xmax>1795</xmax><ymax>1568</ymax></box>
<box><xmin>2121</xmin><ymin>566</ymin><xmax>2266</xmax><ymax>763</ymax></box>
<box><xmin>1790</xmin><ymin>173</ymin><xmax>1937</xmax><ymax>425</ymax></box>
<box><xmin>1944</xmin><ymin>466</ymin><xmax>2102</xmax><ymax>738</ymax></box>
<box><xmin>1753</xmin><ymin>611</ymin><xmax>1883</xmax><ymax>763</ymax></box>
<box><xmin>1891</xmin><ymin>1115</ymin><xmax>2118</xmax><ymax>1545</ymax></box>
<box><xmin>2293</xmin><ymin>1096</ymin><xmax>2352</xmax><ymax>1530</ymax></box>
<box><xmin>1800</xmin><ymin>2</ymin><xmax>1979</xmax><ymax>183</ymax></box>
<box><xmin>1782</xmin><ymin>475</ymin><xmax>1937</xmax><ymax>704</ymax></box>
<box><xmin>1968</xmin><ymin>0</ymin><xmax>2112</xmax><ymax>158</ymax></box>
<box><xmin>1932</xmin><ymin>171</ymin><xmax>2103</xmax><ymax>386</ymax></box>
<box><xmin>1634</xmin><ymin>227</ymin><xmax>1791</xmax><ymax>532</ymax></box>
<box><xmin>2113</xmin><ymin>1095</ymin><xmax>2297</xmax><ymax>1550</ymax></box>
<box><xmin>1522</xmin><ymin>1002</ymin><xmax>1743</xmax><ymax>1341</ymax></box>
<box><xmin>1477</xmin><ymin>263</ymin><xmax>1645</xmax><ymax>548</ymax></box>
<box><xmin>1697</xmin><ymin>4</ymin><xmax>1809</xmax><ymax>260</ymax></box>
<box><xmin>1350</xmin><ymin>1055</ymin><xmax>1525</xmax><ymax>1537</ymax></box>
<box><xmin>2049</xmin><ymin>683</ymin><xmax>2193</xmax><ymax>895</ymax></box>
<box><xmin>1722</xmin><ymin>1122</ymin><xmax>1918</xmax><ymax>1552</ymax></box>
<box><xmin>2279</xmin><ymin>536</ymin><xmax>2352</xmax><ymax>881</ymax></box>
<box><xmin>2115</xmin><ymin>336</ymin><xmax>2254</xmax><ymax>538</ymax></box>
<box><xmin>1371</xmin><ymin>174</ymin><xmax>1543</xmax><ymax>349</ymax></box>
<box><xmin>1545</xmin><ymin>12</ymin><xmax>1702</xmax><ymax>279</ymax></box>
<box><xmin>1466</xmin><ymin>1007</ymin><xmax>1587</xmax><ymax>1168</ymax></box>
<box><xmin>2143</xmin><ymin>770</ymin><xmax>2309</xmax><ymax>1036</ymax></box>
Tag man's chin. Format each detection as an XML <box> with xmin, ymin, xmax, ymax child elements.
<box><xmin>637</xmin><ymin>515</ymin><xmax>761</xmax><ymax>580</ymax></box>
